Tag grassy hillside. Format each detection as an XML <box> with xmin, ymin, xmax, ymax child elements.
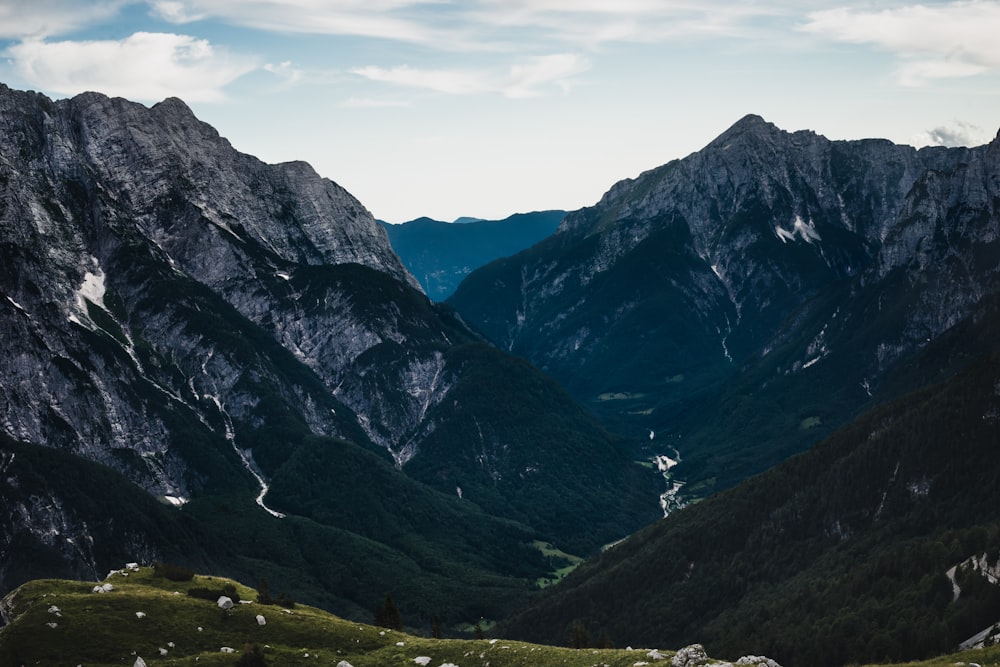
<box><xmin>0</xmin><ymin>568</ymin><xmax>684</xmax><ymax>666</ymax></box>
<box><xmin>3</xmin><ymin>569</ymin><xmax>998</xmax><ymax>666</ymax></box>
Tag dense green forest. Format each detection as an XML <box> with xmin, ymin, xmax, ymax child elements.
<box><xmin>504</xmin><ymin>352</ymin><xmax>1000</xmax><ymax>666</ymax></box>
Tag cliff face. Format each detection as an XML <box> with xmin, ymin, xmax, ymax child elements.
<box><xmin>0</xmin><ymin>84</ymin><xmax>659</xmax><ymax>602</ymax></box>
<box><xmin>450</xmin><ymin>114</ymin><xmax>1000</xmax><ymax>494</ymax></box>
<box><xmin>0</xmin><ymin>84</ymin><xmax>421</xmax><ymax>489</ymax></box>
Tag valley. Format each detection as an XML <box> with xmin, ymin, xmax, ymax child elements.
<box><xmin>2</xmin><ymin>80</ymin><xmax>1000</xmax><ymax>666</ymax></box>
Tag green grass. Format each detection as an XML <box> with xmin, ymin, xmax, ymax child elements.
<box><xmin>531</xmin><ymin>541</ymin><xmax>584</xmax><ymax>589</ymax></box>
<box><xmin>858</xmin><ymin>645</ymin><xmax>1000</xmax><ymax>667</ymax></box>
<box><xmin>0</xmin><ymin>569</ymin><xmax>682</xmax><ymax>666</ymax></box>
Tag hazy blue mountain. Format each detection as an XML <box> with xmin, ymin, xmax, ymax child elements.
<box><xmin>381</xmin><ymin>211</ymin><xmax>565</xmax><ymax>300</ymax></box>
<box><xmin>0</xmin><ymin>83</ymin><xmax>658</xmax><ymax>624</ymax></box>
<box><xmin>449</xmin><ymin>115</ymin><xmax>1000</xmax><ymax>499</ymax></box>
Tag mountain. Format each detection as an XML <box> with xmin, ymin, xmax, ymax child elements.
<box><xmin>504</xmin><ymin>347</ymin><xmax>1000</xmax><ymax>666</ymax></box>
<box><xmin>0</xmin><ymin>83</ymin><xmax>659</xmax><ymax>623</ymax></box>
<box><xmin>449</xmin><ymin>114</ymin><xmax>1000</xmax><ymax>498</ymax></box>
<box><xmin>381</xmin><ymin>211</ymin><xmax>565</xmax><ymax>300</ymax></box>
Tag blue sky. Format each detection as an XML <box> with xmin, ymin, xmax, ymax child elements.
<box><xmin>2</xmin><ymin>1</ymin><xmax>999</xmax><ymax>222</ymax></box>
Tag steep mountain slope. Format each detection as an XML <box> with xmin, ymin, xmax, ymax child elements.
<box><xmin>449</xmin><ymin>115</ymin><xmax>1000</xmax><ymax>495</ymax></box>
<box><xmin>505</xmin><ymin>347</ymin><xmax>1000</xmax><ymax>666</ymax></box>
<box><xmin>381</xmin><ymin>211</ymin><xmax>565</xmax><ymax>300</ymax></box>
<box><xmin>0</xmin><ymin>83</ymin><xmax>659</xmax><ymax>619</ymax></box>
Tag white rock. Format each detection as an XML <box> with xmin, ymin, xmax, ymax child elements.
<box><xmin>414</xmin><ymin>658</ymin><xmax>431</xmax><ymax>666</ymax></box>
<box><xmin>167</xmin><ymin>642</ymin><xmax>175</xmax><ymax>648</ymax></box>
<box><xmin>46</xmin><ymin>622</ymin><xmax>58</xmax><ymax>628</ymax></box>
<box><xmin>396</xmin><ymin>641</ymin><xmax>404</xmax><ymax>646</ymax></box>
<box><xmin>736</xmin><ymin>657</ymin><xmax>782</xmax><ymax>667</ymax></box>
<box><xmin>126</xmin><ymin>562</ymin><xmax>140</xmax><ymax>571</ymax></box>
<box><xmin>336</xmin><ymin>662</ymin><xmax>354</xmax><ymax>667</ymax></box>
<box><xmin>672</xmin><ymin>645</ymin><xmax>709</xmax><ymax>667</ymax></box>
<box><xmin>102</xmin><ymin>583</ymin><xmax>114</xmax><ymax>592</ymax></box>
<box><xmin>217</xmin><ymin>595</ymin><xmax>234</xmax><ymax>610</ymax></box>
<box><xmin>135</xmin><ymin>612</ymin><xmax>146</xmax><ymax>619</ymax></box>
<box><xmin>47</xmin><ymin>605</ymin><xmax>60</xmax><ymax>614</ymax></box>
<box><xmin>158</xmin><ymin>648</ymin><xmax>168</xmax><ymax>656</ymax></box>
<box><xmin>133</xmin><ymin>659</ymin><xmax>147</xmax><ymax>667</ymax></box>
<box><xmin>220</xmin><ymin>647</ymin><xmax>235</xmax><ymax>653</ymax></box>
<box><xmin>256</xmin><ymin>614</ymin><xmax>266</xmax><ymax>626</ymax></box>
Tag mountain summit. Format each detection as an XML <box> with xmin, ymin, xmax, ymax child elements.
<box><xmin>449</xmin><ymin>114</ymin><xmax>999</xmax><ymax>496</ymax></box>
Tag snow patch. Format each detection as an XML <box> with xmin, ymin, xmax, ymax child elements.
<box><xmin>162</xmin><ymin>495</ymin><xmax>188</xmax><ymax>507</ymax></box>
<box><xmin>78</xmin><ymin>267</ymin><xmax>107</xmax><ymax>310</ymax></box>
<box><xmin>775</xmin><ymin>216</ymin><xmax>821</xmax><ymax>244</ymax></box>
<box><xmin>5</xmin><ymin>296</ymin><xmax>28</xmax><ymax>314</ymax></box>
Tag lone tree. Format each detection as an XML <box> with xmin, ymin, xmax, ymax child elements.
<box><xmin>570</xmin><ymin>620</ymin><xmax>590</xmax><ymax>649</ymax></box>
<box><xmin>374</xmin><ymin>594</ymin><xmax>402</xmax><ymax>630</ymax></box>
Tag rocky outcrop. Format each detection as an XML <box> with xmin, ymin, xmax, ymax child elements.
<box><xmin>669</xmin><ymin>644</ymin><xmax>782</xmax><ymax>667</ymax></box>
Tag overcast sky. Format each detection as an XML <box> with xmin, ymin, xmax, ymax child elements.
<box><xmin>2</xmin><ymin>1</ymin><xmax>999</xmax><ymax>222</ymax></box>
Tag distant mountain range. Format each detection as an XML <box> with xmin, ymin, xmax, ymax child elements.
<box><xmin>381</xmin><ymin>211</ymin><xmax>566</xmax><ymax>300</ymax></box>
<box><xmin>3</xmin><ymin>78</ymin><xmax>1000</xmax><ymax>667</ymax></box>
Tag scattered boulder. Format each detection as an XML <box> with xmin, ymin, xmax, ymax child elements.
<box><xmin>126</xmin><ymin>562</ymin><xmax>140</xmax><ymax>571</ymax></box>
<box><xmin>158</xmin><ymin>648</ymin><xmax>168</xmax><ymax>656</ymax></box>
<box><xmin>47</xmin><ymin>605</ymin><xmax>60</xmax><ymax>614</ymax></box>
<box><xmin>133</xmin><ymin>658</ymin><xmax>147</xmax><ymax>667</ymax></box>
<box><xmin>336</xmin><ymin>662</ymin><xmax>354</xmax><ymax>667</ymax></box>
<box><xmin>46</xmin><ymin>622</ymin><xmax>58</xmax><ymax>629</ymax></box>
<box><xmin>256</xmin><ymin>614</ymin><xmax>266</xmax><ymax>626</ymax></box>
<box><xmin>647</xmin><ymin>649</ymin><xmax>667</xmax><ymax>660</ymax></box>
<box><xmin>92</xmin><ymin>583</ymin><xmax>114</xmax><ymax>593</ymax></box>
<box><xmin>217</xmin><ymin>596</ymin><xmax>234</xmax><ymax>610</ymax></box>
<box><xmin>736</xmin><ymin>656</ymin><xmax>782</xmax><ymax>667</ymax></box>
<box><xmin>414</xmin><ymin>658</ymin><xmax>431</xmax><ymax>666</ymax></box>
<box><xmin>220</xmin><ymin>647</ymin><xmax>236</xmax><ymax>653</ymax></box>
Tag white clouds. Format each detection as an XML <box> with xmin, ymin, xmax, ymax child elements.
<box><xmin>263</xmin><ymin>61</ymin><xmax>305</xmax><ymax>85</ymax></box>
<box><xmin>352</xmin><ymin>53</ymin><xmax>589</xmax><ymax>98</ymax></box>
<box><xmin>144</xmin><ymin>0</ymin><xmax>796</xmax><ymax>51</ymax></box>
<box><xmin>0</xmin><ymin>0</ymin><xmax>128</xmax><ymax>40</ymax></box>
<box><xmin>911</xmin><ymin>120</ymin><xmax>987</xmax><ymax>148</ymax></box>
<box><xmin>342</xmin><ymin>97</ymin><xmax>412</xmax><ymax>108</ymax></box>
<box><xmin>150</xmin><ymin>0</ymin><xmax>448</xmax><ymax>46</ymax></box>
<box><xmin>7</xmin><ymin>32</ymin><xmax>257</xmax><ymax>102</ymax></box>
<box><xmin>802</xmin><ymin>2</ymin><xmax>1000</xmax><ymax>85</ymax></box>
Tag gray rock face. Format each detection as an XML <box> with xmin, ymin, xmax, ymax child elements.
<box><xmin>449</xmin><ymin>113</ymin><xmax>1000</xmax><ymax>497</ymax></box>
<box><xmin>0</xmin><ymin>84</ymin><xmax>456</xmax><ymax>550</ymax></box>
<box><xmin>0</xmin><ymin>83</ymin><xmax>656</xmax><ymax>594</ymax></box>
<box><xmin>456</xmin><ymin>114</ymin><xmax>992</xmax><ymax>377</ymax></box>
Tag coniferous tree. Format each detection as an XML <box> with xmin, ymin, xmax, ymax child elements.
<box><xmin>256</xmin><ymin>579</ymin><xmax>273</xmax><ymax>605</ymax></box>
<box><xmin>375</xmin><ymin>594</ymin><xmax>402</xmax><ymax>630</ymax></box>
